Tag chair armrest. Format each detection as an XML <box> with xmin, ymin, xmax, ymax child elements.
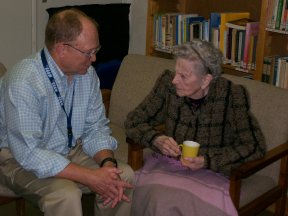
<box><xmin>126</xmin><ymin>137</ymin><xmax>144</xmax><ymax>170</ymax></box>
<box><xmin>126</xmin><ymin>124</ymin><xmax>165</xmax><ymax>170</ymax></box>
<box><xmin>229</xmin><ymin>141</ymin><xmax>288</xmax><ymax>213</ymax></box>
<box><xmin>231</xmin><ymin>142</ymin><xmax>288</xmax><ymax>179</ymax></box>
<box><xmin>101</xmin><ymin>89</ymin><xmax>111</xmax><ymax>117</ymax></box>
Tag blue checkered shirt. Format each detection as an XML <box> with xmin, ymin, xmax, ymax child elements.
<box><xmin>0</xmin><ymin>48</ymin><xmax>117</xmax><ymax>178</ymax></box>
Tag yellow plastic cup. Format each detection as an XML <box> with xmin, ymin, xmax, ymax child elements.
<box><xmin>179</xmin><ymin>141</ymin><xmax>200</xmax><ymax>158</ymax></box>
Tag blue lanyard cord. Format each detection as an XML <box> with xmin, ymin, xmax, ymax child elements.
<box><xmin>41</xmin><ymin>49</ymin><xmax>75</xmax><ymax>148</ymax></box>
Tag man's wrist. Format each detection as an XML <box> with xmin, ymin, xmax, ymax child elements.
<box><xmin>100</xmin><ymin>157</ymin><xmax>118</xmax><ymax>168</ymax></box>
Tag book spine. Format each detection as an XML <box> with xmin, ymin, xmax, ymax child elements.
<box><xmin>240</xmin><ymin>30</ymin><xmax>246</xmax><ymax>69</ymax></box>
<box><xmin>273</xmin><ymin>56</ymin><xmax>280</xmax><ymax>86</ymax></box>
<box><xmin>237</xmin><ymin>30</ymin><xmax>244</xmax><ymax>67</ymax></box>
<box><xmin>271</xmin><ymin>0</ymin><xmax>280</xmax><ymax>28</ymax></box>
<box><xmin>276</xmin><ymin>0</ymin><xmax>284</xmax><ymax>29</ymax></box>
<box><xmin>262</xmin><ymin>57</ymin><xmax>270</xmax><ymax>83</ymax></box>
<box><xmin>243</xmin><ymin>22</ymin><xmax>259</xmax><ymax>70</ymax></box>
<box><xmin>280</xmin><ymin>0</ymin><xmax>287</xmax><ymax>30</ymax></box>
<box><xmin>284</xmin><ymin>59</ymin><xmax>288</xmax><ymax>89</ymax></box>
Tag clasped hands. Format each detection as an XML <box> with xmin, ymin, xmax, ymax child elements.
<box><xmin>87</xmin><ymin>166</ymin><xmax>133</xmax><ymax>208</ymax></box>
<box><xmin>153</xmin><ymin>135</ymin><xmax>204</xmax><ymax>170</ymax></box>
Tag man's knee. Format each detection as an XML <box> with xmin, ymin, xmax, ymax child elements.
<box><xmin>118</xmin><ymin>161</ymin><xmax>135</xmax><ymax>184</ymax></box>
<box><xmin>39</xmin><ymin>179</ymin><xmax>82</xmax><ymax>213</ymax></box>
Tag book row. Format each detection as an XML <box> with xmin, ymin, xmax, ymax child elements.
<box><xmin>153</xmin><ymin>13</ymin><xmax>209</xmax><ymax>52</ymax></box>
<box><xmin>224</xmin><ymin>18</ymin><xmax>259</xmax><ymax>72</ymax></box>
<box><xmin>266</xmin><ymin>0</ymin><xmax>288</xmax><ymax>31</ymax></box>
<box><xmin>153</xmin><ymin>12</ymin><xmax>259</xmax><ymax>72</ymax></box>
<box><xmin>262</xmin><ymin>55</ymin><xmax>288</xmax><ymax>89</ymax></box>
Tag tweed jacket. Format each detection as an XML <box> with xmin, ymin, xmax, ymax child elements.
<box><xmin>125</xmin><ymin>70</ymin><xmax>266</xmax><ymax>175</ymax></box>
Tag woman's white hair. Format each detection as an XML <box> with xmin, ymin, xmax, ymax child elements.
<box><xmin>173</xmin><ymin>40</ymin><xmax>224</xmax><ymax>80</ymax></box>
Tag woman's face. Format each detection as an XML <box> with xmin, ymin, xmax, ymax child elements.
<box><xmin>172</xmin><ymin>58</ymin><xmax>212</xmax><ymax>99</ymax></box>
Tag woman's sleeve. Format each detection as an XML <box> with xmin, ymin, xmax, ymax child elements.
<box><xmin>124</xmin><ymin>70</ymin><xmax>172</xmax><ymax>147</ymax></box>
<box><xmin>205</xmin><ymin>85</ymin><xmax>267</xmax><ymax>176</ymax></box>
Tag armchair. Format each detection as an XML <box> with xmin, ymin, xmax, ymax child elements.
<box><xmin>101</xmin><ymin>54</ymin><xmax>288</xmax><ymax>216</ymax></box>
<box><xmin>0</xmin><ymin>62</ymin><xmax>25</xmax><ymax>216</ymax></box>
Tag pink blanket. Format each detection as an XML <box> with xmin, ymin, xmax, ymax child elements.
<box><xmin>132</xmin><ymin>153</ymin><xmax>238</xmax><ymax>216</ymax></box>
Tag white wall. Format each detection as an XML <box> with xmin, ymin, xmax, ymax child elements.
<box><xmin>0</xmin><ymin>0</ymin><xmax>147</xmax><ymax>70</ymax></box>
<box><xmin>36</xmin><ymin>0</ymin><xmax>147</xmax><ymax>56</ymax></box>
<box><xmin>0</xmin><ymin>0</ymin><xmax>32</xmax><ymax>69</ymax></box>
<box><xmin>128</xmin><ymin>0</ymin><xmax>147</xmax><ymax>54</ymax></box>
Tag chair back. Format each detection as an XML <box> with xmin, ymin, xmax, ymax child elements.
<box><xmin>0</xmin><ymin>62</ymin><xmax>6</xmax><ymax>77</ymax></box>
<box><xmin>223</xmin><ymin>74</ymin><xmax>288</xmax><ymax>182</ymax></box>
<box><xmin>109</xmin><ymin>54</ymin><xmax>175</xmax><ymax>128</ymax></box>
<box><xmin>110</xmin><ymin>54</ymin><xmax>288</xmax><ymax>182</ymax></box>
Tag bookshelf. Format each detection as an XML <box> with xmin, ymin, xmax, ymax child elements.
<box><xmin>255</xmin><ymin>0</ymin><xmax>288</xmax><ymax>83</ymax></box>
<box><xmin>145</xmin><ymin>0</ymin><xmax>269</xmax><ymax>80</ymax></box>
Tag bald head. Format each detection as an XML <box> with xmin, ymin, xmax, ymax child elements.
<box><xmin>45</xmin><ymin>8</ymin><xmax>99</xmax><ymax>51</ymax></box>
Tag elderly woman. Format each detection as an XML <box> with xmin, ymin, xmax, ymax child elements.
<box><xmin>124</xmin><ymin>40</ymin><xmax>266</xmax><ymax>215</ymax></box>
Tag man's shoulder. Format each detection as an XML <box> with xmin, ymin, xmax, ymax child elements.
<box><xmin>9</xmin><ymin>53</ymin><xmax>40</xmax><ymax>79</ymax></box>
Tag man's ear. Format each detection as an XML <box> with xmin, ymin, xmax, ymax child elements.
<box><xmin>201</xmin><ymin>74</ymin><xmax>213</xmax><ymax>89</ymax></box>
<box><xmin>54</xmin><ymin>43</ymin><xmax>66</xmax><ymax>57</ymax></box>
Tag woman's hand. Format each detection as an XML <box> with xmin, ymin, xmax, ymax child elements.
<box><xmin>152</xmin><ymin>135</ymin><xmax>181</xmax><ymax>157</ymax></box>
<box><xmin>180</xmin><ymin>156</ymin><xmax>205</xmax><ymax>170</ymax></box>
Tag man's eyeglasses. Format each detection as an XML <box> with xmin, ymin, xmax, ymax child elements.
<box><xmin>64</xmin><ymin>43</ymin><xmax>101</xmax><ymax>59</ymax></box>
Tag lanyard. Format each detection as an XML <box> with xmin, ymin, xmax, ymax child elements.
<box><xmin>41</xmin><ymin>49</ymin><xmax>75</xmax><ymax>148</ymax></box>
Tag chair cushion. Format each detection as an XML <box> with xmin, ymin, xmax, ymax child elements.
<box><xmin>240</xmin><ymin>174</ymin><xmax>275</xmax><ymax>207</ymax></box>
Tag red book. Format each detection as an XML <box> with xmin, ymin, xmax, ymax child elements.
<box><xmin>243</xmin><ymin>22</ymin><xmax>259</xmax><ymax>70</ymax></box>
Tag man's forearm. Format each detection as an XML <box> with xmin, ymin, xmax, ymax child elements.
<box><xmin>55</xmin><ymin>162</ymin><xmax>92</xmax><ymax>185</ymax></box>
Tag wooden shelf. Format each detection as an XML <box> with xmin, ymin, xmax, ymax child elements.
<box><xmin>146</xmin><ymin>0</ymin><xmax>287</xmax><ymax>82</ymax></box>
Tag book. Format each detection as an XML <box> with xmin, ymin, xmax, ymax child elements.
<box><xmin>280</xmin><ymin>0</ymin><xmax>288</xmax><ymax>30</ymax></box>
<box><xmin>231</xmin><ymin>28</ymin><xmax>238</xmax><ymax>66</ymax></box>
<box><xmin>225</xmin><ymin>18</ymin><xmax>258</xmax><ymax>69</ymax></box>
<box><xmin>202</xmin><ymin>20</ymin><xmax>210</xmax><ymax>41</ymax></box>
<box><xmin>271</xmin><ymin>0</ymin><xmax>280</xmax><ymax>28</ymax></box>
<box><xmin>251</xmin><ymin>35</ymin><xmax>258</xmax><ymax>70</ymax></box>
<box><xmin>225</xmin><ymin>27</ymin><xmax>233</xmax><ymax>63</ymax></box>
<box><xmin>284</xmin><ymin>59</ymin><xmax>288</xmax><ymax>89</ymax></box>
<box><xmin>248</xmin><ymin>35</ymin><xmax>255</xmax><ymax>69</ymax></box>
<box><xmin>237</xmin><ymin>30</ymin><xmax>245</xmax><ymax>67</ymax></box>
<box><xmin>219</xmin><ymin>12</ymin><xmax>250</xmax><ymax>53</ymax></box>
<box><xmin>266</xmin><ymin>0</ymin><xmax>276</xmax><ymax>28</ymax></box>
<box><xmin>275</xmin><ymin>0</ymin><xmax>284</xmax><ymax>29</ymax></box>
<box><xmin>225</xmin><ymin>18</ymin><xmax>255</xmax><ymax>30</ymax></box>
<box><xmin>262</xmin><ymin>56</ymin><xmax>271</xmax><ymax>83</ymax></box>
<box><xmin>190</xmin><ymin>22</ymin><xmax>203</xmax><ymax>40</ymax></box>
<box><xmin>272</xmin><ymin>55</ymin><xmax>281</xmax><ymax>85</ymax></box>
<box><xmin>211</xmin><ymin>28</ymin><xmax>219</xmax><ymax>48</ymax></box>
<box><xmin>210</xmin><ymin>12</ymin><xmax>221</xmax><ymax>30</ymax></box>
<box><xmin>209</xmin><ymin>12</ymin><xmax>221</xmax><ymax>46</ymax></box>
<box><xmin>276</xmin><ymin>56</ymin><xmax>288</xmax><ymax>87</ymax></box>
<box><xmin>243</xmin><ymin>21</ymin><xmax>259</xmax><ymax>70</ymax></box>
<box><xmin>181</xmin><ymin>14</ymin><xmax>199</xmax><ymax>43</ymax></box>
<box><xmin>187</xmin><ymin>16</ymin><xmax>205</xmax><ymax>41</ymax></box>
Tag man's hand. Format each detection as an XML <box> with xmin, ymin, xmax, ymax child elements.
<box><xmin>87</xmin><ymin>166</ymin><xmax>133</xmax><ymax>208</ymax></box>
<box><xmin>56</xmin><ymin>163</ymin><xmax>133</xmax><ymax>208</ymax></box>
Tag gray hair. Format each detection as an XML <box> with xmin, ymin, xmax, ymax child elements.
<box><xmin>173</xmin><ymin>40</ymin><xmax>223</xmax><ymax>80</ymax></box>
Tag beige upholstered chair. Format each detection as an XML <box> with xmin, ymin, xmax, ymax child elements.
<box><xmin>0</xmin><ymin>62</ymin><xmax>25</xmax><ymax>216</ymax></box>
<box><xmin>102</xmin><ymin>54</ymin><xmax>288</xmax><ymax>216</ymax></box>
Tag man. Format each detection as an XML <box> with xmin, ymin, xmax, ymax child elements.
<box><xmin>0</xmin><ymin>8</ymin><xmax>134</xmax><ymax>216</ymax></box>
